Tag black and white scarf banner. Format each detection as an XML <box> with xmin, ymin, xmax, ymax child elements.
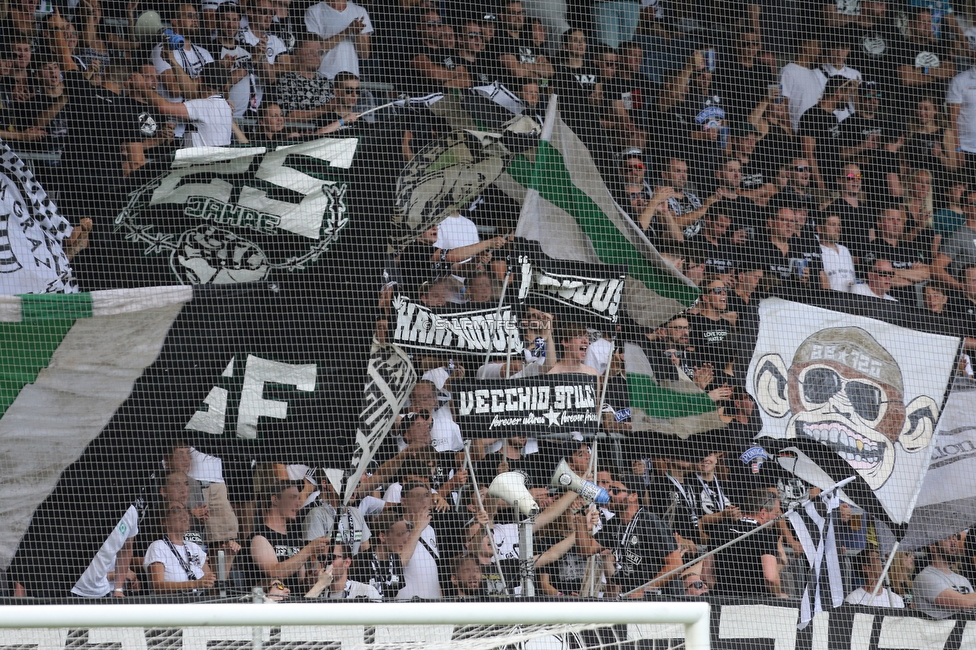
<box><xmin>0</xmin><ymin>142</ymin><xmax>76</xmax><ymax>294</ymax></box>
<box><xmin>389</xmin><ymin>293</ymin><xmax>523</xmax><ymax>358</ymax></box>
<box><xmin>345</xmin><ymin>341</ymin><xmax>417</xmax><ymax>504</ymax></box>
<box><xmin>787</xmin><ymin>491</ymin><xmax>845</xmax><ymax>630</ymax></box>
<box><xmin>514</xmin><ymin>239</ymin><xmax>627</xmax><ymax>324</ymax></box>
<box><xmin>453</xmin><ymin>374</ymin><xmax>600</xmax><ymax>437</ymax></box>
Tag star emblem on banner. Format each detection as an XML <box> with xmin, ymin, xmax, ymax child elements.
<box><xmin>544</xmin><ymin>408</ymin><xmax>561</xmax><ymax>427</ymax></box>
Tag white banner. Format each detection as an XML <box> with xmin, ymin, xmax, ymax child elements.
<box><xmin>746</xmin><ymin>298</ymin><xmax>959</xmax><ymax>524</ymax></box>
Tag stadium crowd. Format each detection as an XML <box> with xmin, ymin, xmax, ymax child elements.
<box><xmin>3</xmin><ymin>0</ymin><xmax>976</xmax><ymax>618</ymax></box>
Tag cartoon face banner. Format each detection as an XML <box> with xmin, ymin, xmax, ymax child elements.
<box><xmin>746</xmin><ymin>298</ymin><xmax>959</xmax><ymax>524</ymax></box>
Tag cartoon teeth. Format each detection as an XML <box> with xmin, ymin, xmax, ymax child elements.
<box><xmin>797</xmin><ymin>421</ymin><xmax>885</xmax><ymax>466</ymax></box>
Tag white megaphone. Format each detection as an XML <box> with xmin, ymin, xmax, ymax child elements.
<box><xmin>133</xmin><ymin>11</ymin><xmax>164</xmax><ymax>40</ymax></box>
<box><xmin>550</xmin><ymin>459</ymin><xmax>610</xmax><ymax>505</ymax></box>
<box><xmin>488</xmin><ymin>471</ymin><xmax>539</xmax><ymax>516</ymax></box>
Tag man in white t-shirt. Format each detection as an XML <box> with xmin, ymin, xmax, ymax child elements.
<box><xmin>305</xmin><ymin>0</ymin><xmax>372</xmax><ymax>79</ymax></box>
<box><xmin>818</xmin><ymin>212</ymin><xmax>856</xmax><ymax>291</ymax></box>
<box><xmin>947</xmin><ymin>63</ymin><xmax>976</xmax><ymax>172</ymax></box>
<box><xmin>913</xmin><ymin>532</ymin><xmax>976</xmax><ymax>618</ymax></box>
<box><xmin>782</xmin><ymin>36</ymin><xmax>827</xmax><ymax>131</ymax></box>
<box><xmin>396</xmin><ymin>483</ymin><xmax>441</xmax><ymax>599</ymax></box>
<box><xmin>845</xmin><ymin>546</ymin><xmax>905</xmax><ymax>608</ymax></box>
<box><xmin>137</xmin><ymin>64</ymin><xmax>233</xmax><ymax>147</ymax></box>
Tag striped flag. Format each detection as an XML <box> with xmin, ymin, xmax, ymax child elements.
<box><xmin>624</xmin><ymin>342</ymin><xmax>726</xmax><ymax>438</ymax></box>
<box><xmin>511</xmin><ymin>96</ymin><xmax>699</xmax><ymax>330</ymax></box>
<box><xmin>1</xmin><ymin>283</ymin><xmax>376</xmax><ymax>596</ymax></box>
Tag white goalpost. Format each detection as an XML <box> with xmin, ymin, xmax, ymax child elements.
<box><xmin>0</xmin><ymin>602</ymin><xmax>710</xmax><ymax>650</ymax></box>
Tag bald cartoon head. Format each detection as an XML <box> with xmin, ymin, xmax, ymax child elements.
<box><xmin>753</xmin><ymin>327</ymin><xmax>938</xmax><ymax>490</ymax></box>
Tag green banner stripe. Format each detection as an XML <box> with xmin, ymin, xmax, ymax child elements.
<box><xmin>627</xmin><ymin>373</ymin><xmax>718</xmax><ymax>418</ymax></box>
<box><xmin>20</xmin><ymin>293</ymin><xmax>93</xmax><ymax>322</ymax></box>
<box><xmin>0</xmin><ymin>319</ymin><xmax>76</xmax><ymax>413</ymax></box>
<box><xmin>509</xmin><ymin>142</ymin><xmax>699</xmax><ymax>307</ymax></box>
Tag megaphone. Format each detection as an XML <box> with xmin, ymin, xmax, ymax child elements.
<box><xmin>550</xmin><ymin>459</ymin><xmax>610</xmax><ymax>505</ymax></box>
<box><xmin>488</xmin><ymin>471</ymin><xmax>539</xmax><ymax>516</ymax></box>
<box><xmin>133</xmin><ymin>11</ymin><xmax>164</xmax><ymax>40</ymax></box>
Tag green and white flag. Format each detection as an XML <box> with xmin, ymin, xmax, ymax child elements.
<box><xmin>624</xmin><ymin>342</ymin><xmax>726</xmax><ymax>439</ymax></box>
<box><xmin>511</xmin><ymin>96</ymin><xmax>699</xmax><ymax>330</ymax></box>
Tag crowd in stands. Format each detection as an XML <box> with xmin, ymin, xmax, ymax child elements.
<box><xmin>4</xmin><ymin>0</ymin><xmax>976</xmax><ymax>618</ymax></box>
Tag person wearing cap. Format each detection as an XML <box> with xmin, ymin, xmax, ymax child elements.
<box><xmin>820</xmin><ymin>27</ymin><xmax>863</xmax><ymax>119</ymax></box>
<box><xmin>406</xmin><ymin>9</ymin><xmax>472</xmax><ymax>95</ymax></box>
<box><xmin>686</xmin><ymin>278</ymin><xmax>739</xmax><ymax>389</ymax></box>
<box><xmin>304</xmin><ymin>0</ymin><xmax>372</xmax><ymax>79</ymax></box>
<box><xmin>913</xmin><ymin>532</ymin><xmax>976</xmax><ymax>618</ymax></box>
<box><xmin>301</xmin><ymin>472</ymin><xmax>370</xmax><ymax>558</ymax></box>
<box><xmin>729</xmin><ymin>122</ymin><xmax>777</xmax><ymax>205</ymax></box>
<box><xmin>457</xmin><ymin>18</ymin><xmax>495</xmax><ymax>87</ymax></box>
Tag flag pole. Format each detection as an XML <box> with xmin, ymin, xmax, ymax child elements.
<box><xmin>620</xmin><ymin>476</ymin><xmax>857</xmax><ymax>598</ymax></box>
<box><xmin>484</xmin><ymin>270</ymin><xmax>512</xmax><ymax>371</ymax></box>
<box><xmin>463</xmin><ymin>440</ymin><xmax>511</xmax><ymax>595</ymax></box>
<box><xmin>870</xmin><ymin>540</ymin><xmax>900</xmax><ymax>600</ymax></box>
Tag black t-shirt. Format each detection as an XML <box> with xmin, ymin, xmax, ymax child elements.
<box><xmin>687</xmin><ymin>312</ymin><xmax>738</xmax><ymax>373</ymax></box>
<box><xmin>797</xmin><ymin>107</ymin><xmax>843</xmax><ymax>186</ymax></box>
<box><xmin>872</xmin><ymin>237</ymin><xmax>925</xmax><ymax>303</ymax></box>
<box><xmin>552</xmin><ymin>64</ymin><xmax>599</xmax><ymax>136</ymax></box>
<box><xmin>603</xmin><ymin>373</ymin><xmax>631</xmax><ymax>427</ymax></box>
<box><xmin>753</xmin><ymin>124</ymin><xmax>799</xmax><ymax>180</ymax></box>
<box><xmin>646</xmin><ymin>339</ymin><xmax>698</xmax><ymax>384</ymax></box>
<box><xmin>713</xmin><ymin>517</ymin><xmax>778</xmax><ymax>595</ymax></box>
<box><xmin>849</xmin><ymin>19</ymin><xmax>901</xmax><ymax>89</ymax></box>
<box><xmin>726</xmin><ymin>292</ymin><xmax>761</xmax><ymax>375</ymax></box>
<box><xmin>686</xmin><ymin>237</ymin><xmax>739</xmax><ymax>278</ymax></box>
<box><xmin>459</xmin><ymin>52</ymin><xmax>497</xmax><ymax>87</ymax></box>
<box><xmin>891</xmin><ymin>36</ymin><xmax>953</xmax><ymax>114</ymax></box>
<box><xmin>616</xmin><ymin>71</ymin><xmax>659</xmax><ymax>130</ymax></box>
<box><xmin>739</xmin><ymin>157</ymin><xmax>769</xmax><ymax>192</ymax></box>
<box><xmin>353</xmin><ymin>549</ymin><xmax>404</xmax><ymax>599</ymax></box>
<box><xmin>490</xmin><ymin>32</ymin><xmax>544</xmax><ymax>86</ymax></box>
<box><xmin>648</xmin><ymin>474</ymin><xmax>700</xmax><ymax>543</ymax></box>
<box><xmin>244</xmin><ymin>522</ymin><xmax>305</xmax><ymax>591</ymax></box>
<box><xmin>838</xmin><ymin>114</ymin><xmax>888</xmax><ymax>161</ymax></box>
<box><xmin>754</xmin><ymin>235</ymin><xmax>821</xmax><ymax>283</ymax></box>
<box><xmin>396</xmin><ymin>241</ymin><xmax>439</xmax><ymax>298</ymax></box>
<box><xmin>596</xmin><ymin>508</ymin><xmax>678</xmax><ymax>593</ymax></box>
<box><xmin>715</xmin><ymin>59</ymin><xmax>775</xmax><ymax>122</ymax></box>
<box><xmin>407</xmin><ymin>42</ymin><xmax>461</xmax><ymax>95</ymax></box>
